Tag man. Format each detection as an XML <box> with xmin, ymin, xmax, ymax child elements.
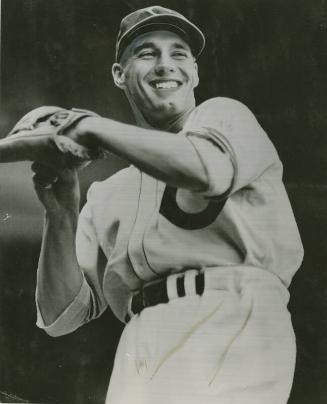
<box><xmin>11</xmin><ymin>6</ymin><xmax>304</xmax><ymax>404</ymax></box>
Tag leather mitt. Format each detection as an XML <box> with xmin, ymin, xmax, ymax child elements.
<box><xmin>0</xmin><ymin>106</ymin><xmax>106</xmax><ymax>168</ymax></box>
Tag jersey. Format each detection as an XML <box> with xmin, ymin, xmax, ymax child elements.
<box><xmin>35</xmin><ymin>97</ymin><xmax>304</xmax><ymax>335</ymax></box>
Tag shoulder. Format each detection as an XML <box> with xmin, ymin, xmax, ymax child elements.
<box><xmin>185</xmin><ymin>97</ymin><xmax>258</xmax><ymax>130</ymax></box>
<box><xmin>195</xmin><ymin>97</ymin><xmax>253</xmax><ymax>115</ymax></box>
<box><xmin>184</xmin><ymin>97</ymin><xmax>262</xmax><ymax>134</ymax></box>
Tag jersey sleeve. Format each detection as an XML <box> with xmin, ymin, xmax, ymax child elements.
<box><xmin>35</xmin><ymin>185</ymin><xmax>108</xmax><ymax>337</ymax></box>
<box><xmin>183</xmin><ymin>97</ymin><xmax>280</xmax><ymax>198</ymax></box>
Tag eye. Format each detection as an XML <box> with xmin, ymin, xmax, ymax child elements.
<box><xmin>138</xmin><ymin>50</ymin><xmax>156</xmax><ymax>59</ymax></box>
<box><xmin>172</xmin><ymin>51</ymin><xmax>188</xmax><ymax>59</ymax></box>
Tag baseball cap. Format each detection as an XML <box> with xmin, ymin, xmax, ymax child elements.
<box><xmin>115</xmin><ymin>6</ymin><xmax>205</xmax><ymax>61</ymax></box>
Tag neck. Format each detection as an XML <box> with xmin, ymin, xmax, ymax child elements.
<box><xmin>128</xmin><ymin>99</ymin><xmax>195</xmax><ymax>133</ymax></box>
<box><xmin>145</xmin><ymin>107</ymin><xmax>195</xmax><ymax>133</ymax></box>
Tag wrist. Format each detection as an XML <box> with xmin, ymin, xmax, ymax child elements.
<box><xmin>75</xmin><ymin>117</ymin><xmax>100</xmax><ymax>148</ymax></box>
<box><xmin>45</xmin><ymin>207</ymin><xmax>79</xmax><ymax>226</ymax></box>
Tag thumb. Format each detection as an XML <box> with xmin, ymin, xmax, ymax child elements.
<box><xmin>32</xmin><ymin>162</ymin><xmax>61</xmax><ymax>206</ymax></box>
<box><xmin>31</xmin><ymin>162</ymin><xmax>80</xmax><ymax>212</ymax></box>
<box><xmin>32</xmin><ymin>167</ymin><xmax>59</xmax><ymax>210</ymax></box>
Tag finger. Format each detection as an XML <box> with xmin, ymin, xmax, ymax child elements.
<box><xmin>33</xmin><ymin>181</ymin><xmax>55</xmax><ymax>191</ymax></box>
<box><xmin>31</xmin><ymin>162</ymin><xmax>57</xmax><ymax>176</ymax></box>
<box><xmin>31</xmin><ymin>162</ymin><xmax>79</xmax><ymax>194</ymax></box>
<box><xmin>31</xmin><ymin>161</ymin><xmax>55</xmax><ymax>174</ymax></box>
<box><xmin>0</xmin><ymin>127</ymin><xmax>54</xmax><ymax>163</ymax></box>
<box><xmin>33</xmin><ymin>174</ymin><xmax>58</xmax><ymax>189</ymax></box>
<box><xmin>33</xmin><ymin>176</ymin><xmax>58</xmax><ymax>210</ymax></box>
<box><xmin>32</xmin><ymin>165</ymin><xmax>59</xmax><ymax>188</ymax></box>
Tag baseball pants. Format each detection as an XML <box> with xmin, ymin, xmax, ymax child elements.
<box><xmin>106</xmin><ymin>266</ymin><xmax>296</xmax><ymax>404</ymax></box>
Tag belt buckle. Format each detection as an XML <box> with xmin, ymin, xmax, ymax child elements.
<box><xmin>126</xmin><ymin>270</ymin><xmax>205</xmax><ymax>323</ymax></box>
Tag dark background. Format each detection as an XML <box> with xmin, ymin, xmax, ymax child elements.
<box><xmin>0</xmin><ymin>0</ymin><xmax>327</xmax><ymax>403</ymax></box>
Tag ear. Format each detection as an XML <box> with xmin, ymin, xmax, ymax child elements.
<box><xmin>192</xmin><ymin>61</ymin><xmax>199</xmax><ymax>89</ymax></box>
<box><xmin>112</xmin><ymin>63</ymin><xmax>126</xmax><ymax>89</ymax></box>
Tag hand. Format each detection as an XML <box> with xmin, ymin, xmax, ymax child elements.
<box><xmin>31</xmin><ymin>162</ymin><xmax>80</xmax><ymax>216</ymax></box>
<box><xmin>0</xmin><ymin>124</ymin><xmax>67</xmax><ymax>167</ymax></box>
<box><xmin>0</xmin><ymin>106</ymin><xmax>102</xmax><ymax>168</ymax></box>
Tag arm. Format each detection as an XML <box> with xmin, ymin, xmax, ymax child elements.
<box><xmin>33</xmin><ymin>165</ymin><xmax>84</xmax><ymax>326</ymax></box>
<box><xmin>34</xmin><ymin>165</ymin><xmax>108</xmax><ymax>336</ymax></box>
<box><xmin>75</xmin><ymin>117</ymin><xmax>234</xmax><ymax>196</ymax></box>
<box><xmin>37</xmin><ymin>212</ymin><xmax>83</xmax><ymax>325</ymax></box>
<box><xmin>36</xmin><ymin>211</ymin><xmax>107</xmax><ymax>336</ymax></box>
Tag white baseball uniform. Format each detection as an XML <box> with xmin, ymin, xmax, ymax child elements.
<box><xmin>36</xmin><ymin>97</ymin><xmax>303</xmax><ymax>403</ymax></box>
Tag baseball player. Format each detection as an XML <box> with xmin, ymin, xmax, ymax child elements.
<box><xmin>0</xmin><ymin>6</ymin><xmax>303</xmax><ymax>404</ymax></box>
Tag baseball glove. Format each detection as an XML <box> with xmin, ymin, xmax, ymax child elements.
<box><xmin>0</xmin><ymin>106</ymin><xmax>106</xmax><ymax>168</ymax></box>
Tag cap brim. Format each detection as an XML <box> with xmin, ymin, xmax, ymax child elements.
<box><xmin>116</xmin><ymin>14</ymin><xmax>205</xmax><ymax>61</ymax></box>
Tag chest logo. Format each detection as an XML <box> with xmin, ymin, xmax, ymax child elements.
<box><xmin>159</xmin><ymin>186</ymin><xmax>227</xmax><ymax>230</ymax></box>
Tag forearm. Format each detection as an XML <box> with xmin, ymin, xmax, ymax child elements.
<box><xmin>79</xmin><ymin>117</ymin><xmax>209</xmax><ymax>191</ymax></box>
<box><xmin>37</xmin><ymin>210</ymin><xmax>84</xmax><ymax>325</ymax></box>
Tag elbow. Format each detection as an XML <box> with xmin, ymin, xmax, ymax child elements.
<box><xmin>35</xmin><ymin>298</ymin><xmax>89</xmax><ymax>338</ymax></box>
<box><xmin>43</xmin><ymin>328</ymin><xmax>68</xmax><ymax>338</ymax></box>
<box><xmin>196</xmin><ymin>154</ymin><xmax>234</xmax><ymax>196</ymax></box>
<box><xmin>38</xmin><ymin>320</ymin><xmax>83</xmax><ymax>338</ymax></box>
<box><xmin>36</xmin><ymin>318</ymin><xmax>70</xmax><ymax>338</ymax></box>
<box><xmin>188</xmin><ymin>171</ymin><xmax>211</xmax><ymax>193</ymax></box>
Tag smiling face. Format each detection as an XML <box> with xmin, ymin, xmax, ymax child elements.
<box><xmin>112</xmin><ymin>30</ymin><xmax>199</xmax><ymax>129</ymax></box>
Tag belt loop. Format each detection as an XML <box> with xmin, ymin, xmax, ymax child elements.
<box><xmin>196</xmin><ymin>271</ymin><xmax>205</xmax><ymax>295</ymax></box>
<box><xmin>126</xmin><ymin>294</ymin><xmax>134</xmax><ymax>320</ymax></box>
<box><xmin>176</xmin><ymin>276</ymin><xmax>186</xmax><ymax>297</ymax></box>
<box><xmin>184</xmin><ymin>270</ymin><xmax>198</xmax><ymax>296</ymax></box>
<box><xmin>166</xmin><ymin>273</ymin><xmax>180</xmax><ymax>300</ymax></box>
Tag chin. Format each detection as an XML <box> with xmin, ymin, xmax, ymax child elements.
<box><xmin>155</xmin><ymin>100</ymin><xmax>181</xmax><ymax>115</ymax></box>
<box><xmin>150</xmin><ymin>106</ymin><xmax>177</xmax><ymax>122</ymax></box>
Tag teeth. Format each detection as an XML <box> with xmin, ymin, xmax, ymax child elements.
<box><xmin>155</xmin><ymin>81</ymin><xmax>178</xmax><ymax>89</ymax></box>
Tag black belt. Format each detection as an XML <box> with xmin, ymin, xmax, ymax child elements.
<box><xmin>125</xmin><ymin>272</ymin><xmax>205</xmax><ymax>323</ymax></box>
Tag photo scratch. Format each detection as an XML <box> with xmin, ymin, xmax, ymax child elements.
<box><xmin>1</xmin><ymin>212</ymin><xmax>11</xmax><ymax>221</ymax></box>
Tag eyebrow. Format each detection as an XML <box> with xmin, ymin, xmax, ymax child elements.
<box><xmin>133</xmin><ymin>41</ymin><xmax>189</xmax><ymax>55</ymax></box>
<box><xmin>133</xmin><ymin>42</ymin><xmax>156</xmax><ymax>55</ymax></box>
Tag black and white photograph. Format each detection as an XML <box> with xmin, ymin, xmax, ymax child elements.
<box><xmin>0</xmin><ymin>1</ymin><xmax>326</xmax><ymax>403</ymax></box>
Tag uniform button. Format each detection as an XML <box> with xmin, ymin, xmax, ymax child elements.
<box><xmin>136</xmin><ymin>358</ymin><xmax>148</xmax><ymax>375</ymax></box>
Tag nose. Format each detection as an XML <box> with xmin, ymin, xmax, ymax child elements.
<box><xmin>154</xmin><ymin>54</ymin><xmax>175</xmax><ymax>76</ymax></box>
<box><xmin>154</xmin><ymin>64</ymin><xmax>175</xmax><ymax>76</ymax></box>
